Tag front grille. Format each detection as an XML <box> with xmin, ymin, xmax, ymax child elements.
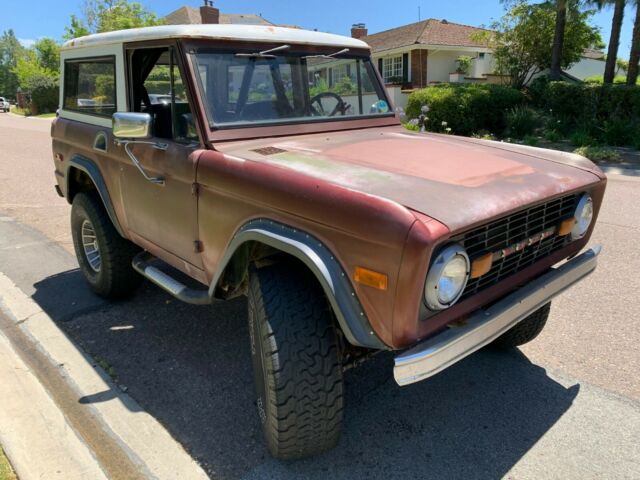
<box><xmin>457</xmin><ymin>193</ymin><xmax>580</xmax><ymax>300</ymax></box>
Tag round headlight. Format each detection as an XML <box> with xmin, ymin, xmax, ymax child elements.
<box><xmin>425</xmin><ymin>244</ymin><xmax>470</xmax><ymax>310</ymax></box>
<box><xmin>571</xmin><ymin>193</ymin><xmax>593</xmax><ymax>240</ymax></box>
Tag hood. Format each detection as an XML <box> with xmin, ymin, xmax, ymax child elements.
<box><xmin>216</xmin><ymin>126</ymin><xmax>604</xmax><ymax>232</ymax></box>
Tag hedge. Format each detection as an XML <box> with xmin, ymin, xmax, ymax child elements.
<box><xmin>528</xmin><ymin>79</ymin><xmax>640</xmax><ymax>146</ymax></box>
<box><xmin>28</xmin><ymin>75</ymin><xmax>59</xmax><ymax>115</ymax></box>
<box><xmin>405</xmin><ymin>84</ymin><xmax>525</xmax><ymax>136</ymax></box>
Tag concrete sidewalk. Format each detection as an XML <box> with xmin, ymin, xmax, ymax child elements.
<box><xmin>0</xmin><ymin>269</ymin><xmax>208</xmax><ymax>480</ymax></box>
<box><xmin>0</xmin><ymin>327</ymin><xmax>108</xmax><ymax>480</ymax></box>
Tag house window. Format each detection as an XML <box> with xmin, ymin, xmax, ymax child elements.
<box><xmin>331</xmin><ymin>64</ymin><xmax>350</xmax><ymax>86</ymax></box>
<box><xmin>63</xmin><ymin>56</ymin><xmax>116</xmax><ymax>117</ymax></box>
<box><xmin>382</xmin><ymin>56</ymin><xmax>403</xmax><ymax>84</ymax></box>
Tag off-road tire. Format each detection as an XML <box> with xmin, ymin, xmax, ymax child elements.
<box><xmin>492</xmin><ymin>302</ymin><xmax>551</xmax><ymax>349</ymax></box>
<box><xmin>247</xmin><ymin>263</ymin><xmax>344</xmax><ymax>460</ymax></box>
<box><xmin>71</xmin><ymin>192</ymin><xmax>142</xmax><ymax>298</ymax></box>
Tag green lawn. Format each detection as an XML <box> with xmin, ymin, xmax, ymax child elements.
<box><xmin>9</xmin><ymin>106</ymin><xmax>55</xmax><ymax>118</ymax></box>
<box><xmin>0</xmin><ymin>447</ymin><xmax>16</xmax><ymax>480</ymax></box>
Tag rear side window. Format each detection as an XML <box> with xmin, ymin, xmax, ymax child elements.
<box><xmin>63</xmin><ymin>57</ymin><xmax>116</xmax><ymax>117</ymax></box>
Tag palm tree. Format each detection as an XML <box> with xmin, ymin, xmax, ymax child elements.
<box><xmin>591</xmin><ymin>0</ymin><xmax>627</xmax><ymax>83</ymax></box>
<box><xmin>628</xmin><ymin>0</ymin><xmax>640</xmax><ymax>85</ymax></box>
<box><xmin>550</xmin><ymin>0</ymin><xmax>568</xmax><ymax>80</ymax></box>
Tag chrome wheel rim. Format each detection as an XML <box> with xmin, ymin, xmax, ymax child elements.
<box><xmin>81</xmin><ymin>219</ymin><xmax>101</xmax><ymax>272</ymax></box>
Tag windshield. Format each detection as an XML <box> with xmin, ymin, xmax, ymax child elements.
<box><xmin>192</xmin><ymin>48</ymin><xmax>391</xmax><ymax>129</ymax></box>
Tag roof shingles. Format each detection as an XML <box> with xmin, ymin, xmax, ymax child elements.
<box><xmin>164</xmin><ymin>6</ymin><xmax>274</xmax><ymax>26</ymax></box>
<box><xmin>362</xmin><ymin>19</ymin><xmax>490</xmax><ymax>53</ymax></box>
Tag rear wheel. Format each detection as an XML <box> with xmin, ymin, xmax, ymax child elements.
<box><xmin>492</xmin><ymin>303</ymin><xmax>551</xmax><ymax>348</ymax></box>
<box><xmin>247</xmin><ymin>263</ymin><xmax>344</xmax><ymax>460</ymax></box>
<box><xmin>71</xmin><ymin>192</ymin><xmax>142</xmax><ymax>298</ymax></box>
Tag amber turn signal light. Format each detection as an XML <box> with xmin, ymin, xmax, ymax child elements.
<box><xmin>354</xmin><ymin>267</ymin><xmax>388</xmax><ymax>290</ymax></box>
<box><xmin>558</xmin><ymin>217</ymin><xmax>577</xmax><ymax>236</ymax></box>
<box><xmin>470</xmin><ymin>253</ymin><xmax>493</xmax><ymax>279</ymax></box>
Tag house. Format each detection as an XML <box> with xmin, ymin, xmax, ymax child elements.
<box><xmin>565</xmin><ymin>48</ymin><xmax>627</xmax><ymax>80</ymax></box>
<box><xmin>352</xmin><ymin>19</ymin><xmax>496</xmax><ymax>109</ymax></box>
<box><xmin>354</xmin><ymin>19</ymin><xmax>621</xmax><ymax>109</ymax></box>
<box><xmin>165</xmin><ymin>1</ymin><xmax>275</xmax><ymax>27</ymax></box>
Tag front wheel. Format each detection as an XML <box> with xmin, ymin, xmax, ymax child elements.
<box><xmin>247</xmin><ymin>263</ymin><xmax>344</xmax><ymax>460</ymax></box>
<box><xmin>492</xmin><ymin>302</ymin><xmax>551</xmax><ymax>349</ymax></box>
<box><xmin>71</xmin><ymin>192</ymin><xmax>142</xmax><ymax>298</ymax></box>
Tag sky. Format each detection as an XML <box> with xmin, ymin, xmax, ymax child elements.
<box><xmin>2</xmin><ymin>0</ymin><xmax>637</xmax><ymax>60</ymax></box>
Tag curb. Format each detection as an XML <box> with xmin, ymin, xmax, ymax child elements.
<box><xmin>0</xmin><ymin>271</ymin><xmax>209</xmax><ymax>480</ymax></box>
<box><xmin>0</xmin><ymin>326</ymin><xmax>108</xmax><ymax>480</ymax></box>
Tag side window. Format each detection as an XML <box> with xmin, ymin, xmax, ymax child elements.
<box><xmin>63</xmin><ymin>57</ymin><xmax>116</xmax><ymax>117</ymax></box>
<box><xmin>129</xmin><ymin>47</ymin><xmax>198</xmax><ymax>143</ymax></box>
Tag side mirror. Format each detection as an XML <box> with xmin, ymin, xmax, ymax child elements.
<box><xmin>112</xmin><ymin>112</ymin><xmax>152</xmax><ymax>139</ymax></box>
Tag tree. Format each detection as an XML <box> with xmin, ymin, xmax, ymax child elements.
<box><xmin>33</xmin><ymin>38</ymin><xmax>60</xmax><ymax>72</ymax></box>
<box><xmin>0</xmin><ymin>30</ymin><xmax>26</xmax><ymax>97</ymax></box>
<box><xmin>476</xmin><ymin>1</ymin><xmax>601</xmax><ymax>88</ymax></box>
<box><xmin>550</xmin><ymin>0</ymin><xmax>568</xmax><ymax>80</ymax></box>
<box><xmin>64</xmin><ymin>0</ymin><xmax>164</xmax><ymax>40</ymax></box>
<box><xmin>12</xmin><ymin>38</ymin><xmax>59</xmax><ymax>87</ymax></box>
<box><xmin>12</xmin><ymin>38</ymin><xmax>60</xmax><ymax>114</ymax></box>
<box><xmin>588</xmin><ymin>0</ymin><xmax>626</xmax><ymax>83</ymax></box>
<box><xmin>628</xmin><ymin>1</ymin><xmax>640</xmax><ymax>85</ymax></box>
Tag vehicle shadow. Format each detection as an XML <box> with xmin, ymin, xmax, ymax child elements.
<box><xmin>33</xmin><ymin>271</ymin><xmax>579</xmax><ymax>480</ymax></box>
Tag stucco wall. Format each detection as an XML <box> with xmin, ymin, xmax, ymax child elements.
<box><xmin>426</xmin><ymin>50</ymin><xmax>494</xmax><ymax>83</ymax></box>
<box><xmin>565</xmin><ymin>57</ymin><xmax>627</xmax><ymax>80</ymax></box>
<box><xmin>566</xmin><ymin>58</ymin><xmax>606</xmax><ymax>80</ymax></box>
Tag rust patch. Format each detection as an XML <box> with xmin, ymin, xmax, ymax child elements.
<box><xmin>251</xmin><ymin>146</ymin><xmax>287</xmax><ymax>156</ymax></box>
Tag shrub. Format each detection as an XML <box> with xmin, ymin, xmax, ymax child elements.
<box><xmin>28</xmin><ymin>75</ymin><xmax>59</xmax><ymax>114</ymax></box>
<box><xmin>472</xmin><ymin>132</ymin><xmax>497</xmax><ymax>141</ymax></box>
<box><xmin>603</xmin><ymin>118</ymin><xmax>635</xmax><ymax>146</ymax></box>
<box><xmin>406</xmin><ymin>84</ymin><xmax>524</xmax><ymax>136</ymax></box>
<box><xmin>455</xmin><ymin>56</ymin><xmax>473</xmax><ymax>75</ymax></box>
<box><xmin>505</xmin><ymin>105</ymin><xmax>540</xmax><ymax>138</ymax></box>
<box><xmin>523</xmin><ymin>135</ymin><xmax>539</xmax><ymax>146</ymax></box>
<box><xmin>529</xmin><ymin>80</ymin><xmax>640</xmax><ymax>146</ymax></box>
<box><xmin>570</xmin><ymin>129</ymin><xmax>596</xmax><ymax>147</ymax></box>
<box><xmin>574</xmin><ymin>146</ymin><xmax>622</xmax><ymax>162</ymax></box>
<box><xmin>403</xmin><ymin>121</ymin><xmax>420</xmax><ymax>132</ymax></box>
<box><xmin>544</xmin><ymin>129</ymin><xmax>562</xmax><ymax>142</ymax></box>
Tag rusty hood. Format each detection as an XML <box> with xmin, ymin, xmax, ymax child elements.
<box><xmin>216</xmin><ymin>126</ymin><xmax>604</xmax><ymax>232</ymax></box>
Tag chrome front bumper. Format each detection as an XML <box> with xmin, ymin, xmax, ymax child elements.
<box><xmin>394</xmin><ymin>245</ymin><xmax>601</xmax><ymax>386</ymax></box>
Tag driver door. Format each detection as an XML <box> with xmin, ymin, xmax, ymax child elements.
<box><xmin>117</xmin><ymin>45</ymin><xmax>203</xmax><ymax>269</ymax></box>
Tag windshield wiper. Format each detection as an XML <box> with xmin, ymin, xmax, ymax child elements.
<box><xmin>236</xmin><ymin>44</ymin><xmax>290</xmax><ymax>59</ymax></box>
<box><xmin>304</xmin><ymin>48</ymin><xmax>350</xmax><ymax>59</ymax></box>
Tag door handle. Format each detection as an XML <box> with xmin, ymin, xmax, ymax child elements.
<box><xmin>114</xmin><ymin>139</ymin><xmax>166</xmax><ymax>186</ymax></box>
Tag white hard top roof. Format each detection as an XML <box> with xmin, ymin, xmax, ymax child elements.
<box><xmin>62</xmin><ymin>24</ymin><xmax>370</xmax><ymax>50</ymax></box>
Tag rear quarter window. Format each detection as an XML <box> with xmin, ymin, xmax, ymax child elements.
<box><xmin>63</xmin><ymin>56</ymin><xmax>116</xmax><ymax>117</ymax></box>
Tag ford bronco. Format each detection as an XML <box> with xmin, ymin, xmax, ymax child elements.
<box><xmin>52</xmin><ymin>24</ymin><xmax>605</xmax><ymax>460</ymax></box>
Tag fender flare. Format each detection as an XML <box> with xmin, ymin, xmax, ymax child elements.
<box><xmin>66</xmin><ymin>155</ymin><xmax>125</xmax><ymax>237</ymax></box>
<box><xmin>210</xmin><ymin>219</ymin><xmax>387</xmax><ymax>350</ymax></box>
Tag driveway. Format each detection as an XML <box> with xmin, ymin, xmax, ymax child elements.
<box><xmin>0</xmin><ymin>113</ymin><xmax>638</xmax><ymax>479</ymax></box>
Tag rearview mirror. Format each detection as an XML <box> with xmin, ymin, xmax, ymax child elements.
<box><xmin>112</xmin><ymin>112</ymin><xmax>152</xmax><ymax>139</ymax></box>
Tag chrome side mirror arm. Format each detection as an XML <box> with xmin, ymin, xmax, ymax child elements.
<box><xmin>114</xmin><ymin>139</ymin><xmax>168</xmax><ymax>186</ymax></box>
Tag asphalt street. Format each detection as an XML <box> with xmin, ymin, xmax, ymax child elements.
<box><xmin>0</xmin><ymin>112</ymin><xmax>638</xmax><ymax>479</ymax></box>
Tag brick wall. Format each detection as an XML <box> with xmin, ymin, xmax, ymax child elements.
<box><xmin>410</xmin><ymin>49</ymin><xmax>428</xmax><ymax>89</ymax></box>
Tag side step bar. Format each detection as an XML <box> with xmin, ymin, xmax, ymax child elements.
<box><xmin>132</xmin><ymin>252</ymin><xmax>211</xmax><ymax>305</ymax></box>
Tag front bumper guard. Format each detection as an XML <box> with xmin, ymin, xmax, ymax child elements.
<box><xmin>394</xmin><ymin>245</ymin><xmax>601</xmax><ymax>386</ymax></box>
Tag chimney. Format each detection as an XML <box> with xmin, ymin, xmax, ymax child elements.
<box><xmin>351</xmin><ymin>23</ymin><xmax>368</xmax><ymax>39</ymax></box>
<box><xmin>200</xmin><ymin>0</ymin><xmax>219</xmax><ymax>24</ymax></box>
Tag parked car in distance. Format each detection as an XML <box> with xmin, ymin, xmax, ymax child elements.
<box><xmin>52</xmin><ymin>25</ymin><xmax>606</xmax><ymax>460</ymax></box>
<box><xmin>0</xmin><ymin>97</ymin><xmax>9</xmax><ymax>112</ymax></box>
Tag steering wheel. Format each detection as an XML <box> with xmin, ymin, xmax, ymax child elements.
<box><xmin>310</xmin><ymin>92</ymin><xmax>348</xmax><ymax>117</ymax></box>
